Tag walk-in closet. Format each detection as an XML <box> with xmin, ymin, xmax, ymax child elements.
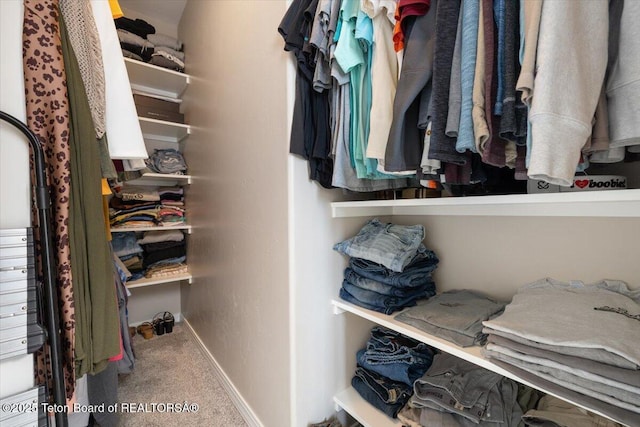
<box><xmin>1</xmin><ymin>1</ymin><xmax>639</xmax><ymax>427</ymax></box>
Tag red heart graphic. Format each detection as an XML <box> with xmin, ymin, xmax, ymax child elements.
<box><xmin>574</xmin><ymin>179</ymin><xmax>589</xmax><ymax>189</ymax></box>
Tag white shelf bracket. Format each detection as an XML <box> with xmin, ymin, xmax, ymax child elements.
<box><xmin>332</xmin><ymin>303</ymin><xmax>345</xmax><ymax>315</ymax></box>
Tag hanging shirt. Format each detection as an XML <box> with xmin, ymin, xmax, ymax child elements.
<box><xmin>384</xmin><ymin>5</ymin><xmax>437</xmax><ymax>172</ymax></box>
<box><xmin>455</xmin><ymin>0</ymin><xmax>479</xmax><ymax>153</ymax></box>
<box><xmin>427</xmin><ymin>0</ymin><xmax>465</xmax><ymax>165</ymax></box>
<box><xmin>363</xmin><ymin>0</ymin><xmax>399</xmax><ymax>164</ymax></box>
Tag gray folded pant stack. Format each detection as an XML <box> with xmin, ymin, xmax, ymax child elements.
<box><xmin>482</xmin><ymin>278</ymin><xmax>640</xmax><ymax>426</ymax></box>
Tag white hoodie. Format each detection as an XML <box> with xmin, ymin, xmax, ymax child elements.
<box><xmin>527</xmin><ymin>1</ymin><xmax>608</xmax><ymax>187</ymax></box>
<box><xmin>606</xmin><ymin>1</ymin><xmax>640</xmax><ymax>149</ymax></box>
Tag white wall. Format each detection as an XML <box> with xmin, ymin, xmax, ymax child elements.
<box><xmin>0</xmin><ymin>0</ymin><xmax>37</xmax><ymax>399</ymax></box>
<box><xmin>178</xmin><ymin>2</ymin><xmax>291</xmax><ymax>426</ymax></box>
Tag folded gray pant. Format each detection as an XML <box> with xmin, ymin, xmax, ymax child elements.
<box><xmin>483</xmin><ymin>327</ymin><xmax>638</xmax><ymax>371</ymax></box>
<box><xmin>487</xmin><ymin>334</ymin><xmax>640</xmax><ymax>389</ymax></box>
<box><xmin>484</xmin><ymin>345</ymin><xmax>640</xmax><ymax>411</ymax></box>
<box><xmin>395</xmin><ymin>289</ymin><xmax>506</xmax><ymax>347</ymax></box>
<box><xmin>490</xmin><ymin>359</ymin><xmax>640</xmax><ymax>427</ymax></box>
<box><xmin>482</xmin><ymin>279</ymin><xmax>640</xmax><ymax>369</ymax></box>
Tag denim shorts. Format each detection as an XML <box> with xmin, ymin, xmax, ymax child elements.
<box><xmin>334</xmin><ymin>219</ymin><xmax>425</xmax><ymax>272</ymax></box>
<box><xmin>345</xmin><ymin>268</ymin><xmax>434</xmax><ymax>296</ymax></box>
<box><xmin>340</xmin><ymin>285</ymin><xmax>423</xmax><ymax>314</ymax></box>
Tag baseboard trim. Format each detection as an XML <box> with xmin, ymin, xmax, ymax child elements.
<box><xmin>182</xmin><ymin>318</ymin><xmax>263</xmax><ymax>427</ymax></box>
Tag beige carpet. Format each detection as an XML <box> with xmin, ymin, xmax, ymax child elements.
<box><xmin>118</xmin><ymin>323</ymin><xmax>248</xmax><ymax>427</ymax></box>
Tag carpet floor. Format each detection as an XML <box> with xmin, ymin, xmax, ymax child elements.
<box><xmin>117</xmin><ymin>323</ymin><xmax>248</xmax><ymax>427</ymax></box>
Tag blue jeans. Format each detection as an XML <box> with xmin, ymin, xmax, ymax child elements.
<box><xmin>111</xmin><ymin>232</ymin><xmax>144</xmax><ymax>258</ymax></box>
<box><xmin>341</xmin><ymin>281</ymin><xmax>430</xmax><ymax>314</ymax></box>
<box><xmin>358</xmin><ymin>326</ymin><xmax>435</xmax><ymax>385</ymax></box>
<box><xmin>344</xmin><ymin>267</ymin><xmax>435</xmax><ymax>296</ymax></box>
<box><xmin>351</xmin><ymin>367</ymin><xmax>412</xmax><ymax>419</ymax></box>
<box><xmin>349</xmin><ymin>245</ymin><xmax>439</xmax><ymax>288</ymax></box>
<box><xmin>357</xmin><ymin>349</ymin><xmax>432</xmax><ymax>387</ymax></box>
<box><xmin>333</xmin><ymin>219</ymin><xmax>425</xmax><ymax>272</ymax></box>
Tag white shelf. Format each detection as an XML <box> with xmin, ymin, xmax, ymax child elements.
<box><xmin>111</xmin><ymin>224</ymin><xmax>191</xmax><ymax>233</ymax></box>
<box><xmin>331</xmin><ymin>189</ymin><xmax>640</xmax><ymax>218</ymax></box>
<box><xmin>331</xmin><ymin>299</ymin><xmax>626</xmax><ymax>426</ymax></box>
<box><xmin>124</xmin><ymin>58</ymin><xmax>190</xmax><ymax>99</ymax></box>
<box><xmin>126</xmin><ymin>271</ymin><xmax>192</xmax><ymax>289</ymax></box>
<box><xmin>333</xmin><ymin>387</ymin><xmax>402</xmax><ymax>427</ymax></box>
<box><xmin>138</xmin><ymin>117</ymin><xmax>190</xmax><ymax>142</ymax></box>
<box><xmin>126</xmin><ymin>172</ymin><xmax>192</xmax><ymax>186</ymax></box>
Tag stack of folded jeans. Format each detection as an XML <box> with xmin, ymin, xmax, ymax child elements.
<box><xmin>395</xmin><ymin>289</ymin><xmax>507</xmax><ymax>347</ymax></box>
<box><xmin>482</xmin><ymin>278</ymin><xmax>640</xmax><ymax>426</ymax></box>
<box><xmin>334</xmin><ymin>219</ymin><xmax>438</xmax><ymax>314</ymax></box>
<box><xmin>112</xmin><ymin>232</ymin><xmax>145</xmax><ymax>279</ymax></box>
<box><xmin>351</xmin><ymin>326</ymin><xmax>436</xmax><ymax>419</ymax></box>
<box><xmin>408</xmin><ymin>353</ymin><xmax>530</xmax><ymax>426</ymax></box>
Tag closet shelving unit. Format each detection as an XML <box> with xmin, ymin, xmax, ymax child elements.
<box><xmin>118</xmin><ymin>58</ymin><xmax>193</xmax><ymax>290</ymax></box>
<box><xmin>330</xmin><ymin>188</ymin><xmax>640</xmax><ymax>427</ymax></box>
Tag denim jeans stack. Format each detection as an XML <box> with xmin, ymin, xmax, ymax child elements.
<box><xmin>351</xmin><ymin>326</ymin><xmax>436</xmax><ymax>419</ymax></box>
<box><xmin>334</xmin><ymin>219</ymin><xmax>439</xmax><ymax>314</ymax></box>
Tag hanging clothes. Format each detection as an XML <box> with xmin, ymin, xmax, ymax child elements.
<box><xmin>59</xmin><ymin>0</ymin><xmax>117</xmax><ymax>179</ymax></box>
<box><xmin>528</xmin><ymin>1</ymin><xmax>608</xmax><ymax>187</ymax></box>
<box><xmin>60</xmin><ymin>14</ymin><xmax>122</xmax><ymax>379</ymax></box>
<box><xmin>383</xmin><ymin>3</ymin><xmax>436</xmax><ymax>172</ymax></box>
<box><xmin>22</xmin><ymin>0</ymin><xmax>76</xmax><ymax>400</ymax></box>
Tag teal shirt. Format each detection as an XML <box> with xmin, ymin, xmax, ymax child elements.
<box><xmin>335</xmin><ymin>0</ymin><xmax>400</xmax><ymax>179</ymax></box>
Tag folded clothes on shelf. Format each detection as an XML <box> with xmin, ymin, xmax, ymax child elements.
<box><xmin>411</xmin><ymin>353</ymin><xmax>525</xmax><ymax>426</ymax></box>
<box><xmin>348</xmin><ymin>244</ymin><xmax>439</xmax><ymax>288</ymax></box>
<box><xmin>137</xmin><ymin>230</ymin><xmax>185</xmax><ymax>245</ymax></box>
<box><xmin>481</xmin><ymin>278</ymin><xmax>640</xmax><ymax>424</ymax></box>
<box><xmin>334</xmin><ymin>219</ymin><xmax>425</xmax><ymax>273</ymax></box>
<box><xmin>357</xmin><ymin>326</ymin><xmax>435</xmax><ymax>386</ymax></box>
<box><xmin>352</xmin><ymin>366</ymin><xmax>413</xmax><ymax>419</ymax></box>
<box><xmin>395</xmin><ymin>289</ymin><xmax>506</xmax><ymax>347</ymax></box>
<box><xmin>147</xmin><ymin>33</ymin><xmax>183</xmax><ymax>51</ymax></box>
<box><xmin>114</xmin><ymin>16</ymin><xmax>155</xmax><ymax>38</ymax></box>
<box><xmin>145</xmin><ymin>149</ymin><xmax>188</xmax><ymax>174</ymax></box>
